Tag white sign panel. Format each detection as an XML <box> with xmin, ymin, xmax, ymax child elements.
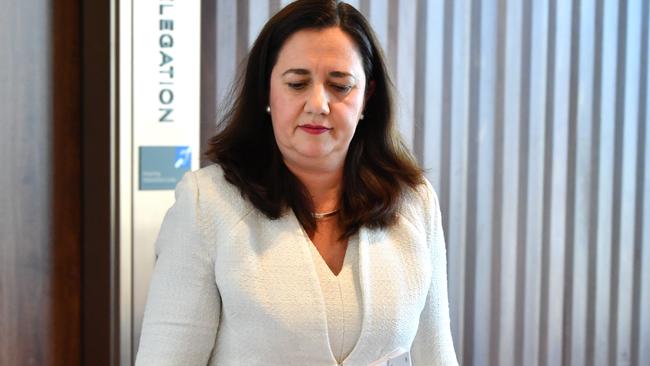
<box><xmin>121</xmin><ymin>0</ymin><xmax>201</xmax><ymax>361</ymax></box>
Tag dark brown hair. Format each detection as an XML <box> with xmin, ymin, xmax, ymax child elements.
<box><xmin>205</xmin><ymin>0</ymin><xmax>423</xmax><ymax>239</ymax></box>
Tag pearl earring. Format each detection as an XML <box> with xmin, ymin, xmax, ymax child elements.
<box><xmin>266</xmin><ymin>105</ymin><xmax>271</xmax><ymax>114</ymax></box>
<box><xmin>360</xmin><ymin>113</ymin><xmax>365</xmax><ymax>120</ymax></box>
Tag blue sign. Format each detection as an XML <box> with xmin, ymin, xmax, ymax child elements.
<box><xmin>139</xmin><ymin>146</ymin><xmax>191</xmax><ymax>190</ymax></box>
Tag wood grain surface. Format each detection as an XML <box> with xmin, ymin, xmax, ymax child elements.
<box><xmin>0</xmin><ymin>0</ymin><xmax>81</xmax><ymax>364</ymax></box>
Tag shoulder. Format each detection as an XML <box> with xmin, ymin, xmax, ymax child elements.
<box><xmin>396</xmin><ymin>177</ymin><xmax>441</xmax><ymax>236</ymax></box>
<box><xmin>187</xmin><ymin>164</ymin><xmax>256</xmax><ymax>228</ymax></box>
<box><xmin>191</xmin><ymin>163</ymin><xmax>243</xmax><ymax>201</ymax></box>
<box><xmin>398</xmin><ymin>177</ymin><xmax>439</xmax><ymax>217</ymax></box>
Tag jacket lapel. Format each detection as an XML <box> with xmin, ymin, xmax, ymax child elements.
<box><xmin>340</xmin><ymin>226</ymin><xmax>388</xmax><ymax>364</ymax></box>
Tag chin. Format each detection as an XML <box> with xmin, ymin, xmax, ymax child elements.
<box><xmin>285</xmin><ymin>150</ymin><xmax>344</xmax><ymax>173</ymax></box>
<box><xmin>297</xmin><ymin>148</ymin><xmax>331</xmax><ymax>159</ymax></box>
<box><xmin>289</xmin><ymin>141</ymin><xmax>328</xmax><ymax>156</ymax></box>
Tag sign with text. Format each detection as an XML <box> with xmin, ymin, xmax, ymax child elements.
<box><xmin>133</xmin><ymin>0</ymin><xmax>200</xmax><ymax>154</ymax></box>
<box><xmin>126</xmin><ymin>0</ymin><xmax>201</xmax><ymax>361</ymax></box>
<box><xmin>139</xmin><ymin>146</ymin><xmax>191</xmax><ymax>190</ymax></box>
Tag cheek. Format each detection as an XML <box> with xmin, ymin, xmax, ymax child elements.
<box><xmin>330</xmin><ymin>108</ymin><xmax>360</xmax><ymax>142</ymax></box>
<box><xmin>269</xmin><ymin>87</ymin><xmax>301</xmax><ymax>129</ymax></box>
<box><xmin>268</xmin><ymin>82</ymin><xmax>282</xmax><ymax>115</ymax></box>
<box><xmin>341</xmin><ymin>96</ymin><xmax>365</xmax><ymax>127</ymax></box>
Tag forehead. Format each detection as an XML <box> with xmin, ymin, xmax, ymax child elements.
<box><xmin>274</xmin><ymin>27</ymin><xmax>364</xmax><ymax>76</ymax></box>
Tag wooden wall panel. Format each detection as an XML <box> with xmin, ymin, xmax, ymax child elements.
<box><xmin>82</xmin><ymin>0</ymin><xmax>118</xmax><ymax>364</ymax></box>
<box><xmin>200</xmin><ymin>1</ymin><xmax>650</xmax><ymax>365</ymax></box>
<box><xmin>0</xmin><ymin>0</ymin><xmax>81</xmax><ymax>364</ymax></box>
<box><xmin>52</xmin><ymin>0</ymin><xmax>82</xmax><ymax>364</ymax></box>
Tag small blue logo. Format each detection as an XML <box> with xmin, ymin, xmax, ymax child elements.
<box><xmin>174</xmin><ymin>147</ymin><xmax>192</xmax><ymax>169</ymax></box>
<box><xmin>139</xmin><ymin>146</ymin><xmax>192</xmax><ymax>190</ymax></box>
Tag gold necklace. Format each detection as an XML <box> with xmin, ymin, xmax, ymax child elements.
<box><xmin>312</xmin><ymin>208</ymin><xmax>340</xmax><ymax>220</ymax></box>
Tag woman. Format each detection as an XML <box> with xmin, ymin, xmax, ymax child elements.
<box><xmin>136</xmin><ymin>0</ymin><xmax>458</xmax><ymax>365</ymax></box>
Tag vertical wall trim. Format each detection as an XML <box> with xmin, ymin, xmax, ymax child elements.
<box><xmin>82</xmin><ymin>0</ymin><xmax>117</xmax><ymax>363</ymax></box>
<box><xmin>631</xmin><ymin>1</ymin><xmax>649</xmax><ymax>364</ymax></box>
<box><xmin>413</xmin><ymin>0</ymin><xmax>428</xmax><ymax>164</ymax></box>
<box><xmin>439</xmin><ymin>0</ymin><xmax>454</xmax><ymax>239</ymax></box>
<box><xmin>514</xmin><ymin>0</ymin><xmax>533</xmax><ymax>364</ymax></box>
<box><xmin>586</xmin><ymin>0</ymin><xmax>605</xmax><ymax>365</ymax></box>
<box><xmin>236</xmin><ymin>0</ymin><xmax>249</xmax><ymax>63</ymax></box>
<box><xmin>539</xmin><ymin>0</ymin><xmax>558</xmax><ymax>364</ymax></box>
<box><xmin>119</xmin><ymin>0</ymin><xmax>134</xmax><ymax>362</ymax></box>
<box><xmin>110</xmin><ymin>1</ymin><xmax>119</xmax><ymax>364</ymax></box>
<box><xmin>563</xmin><ymin>0</ymin><xmax>582</xmax><ymax>364</ymax></box>
<box><xmin>387</xmin><ymin>0</ymin><xmax>399</xmax><ymax>80</ymax></box>
<box><xmin>463</xmin><ymin>0</ymin><xmax>482</xmax><ymax>363</ymax></box>
<box><xmin>439</xmin><ymin>0</ymin><xmax>460</xmax><ymax>353</ymax></box>
<box><xmin>489</xmin><ymin>0</ymin><xmax>507</xmax><ymax>364</ymax></box>
<box><xmin>609</xmin><ymin>0</ymin><xmax>628</xmax><ymax>364</ymax></box>
<box><xmin>200</xmin><ymin>0</ymin><xmax>217</xmax><ymax>160</ymax></box>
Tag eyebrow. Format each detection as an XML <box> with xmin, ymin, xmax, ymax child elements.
<box><xmin>281</xmin><ymin>68</ymin><xmax>357</xmax><ymax>80</ymax></box>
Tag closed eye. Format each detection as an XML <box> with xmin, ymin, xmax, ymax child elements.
<box><xmin>287</xmin><ymin>82</ymin><xmax>307</xmax><ymax>90</ymax></box>
<box><xmin>330</xmin><ymin>84</ymin><xmax>353</xmax><ymax>94</ymax></box>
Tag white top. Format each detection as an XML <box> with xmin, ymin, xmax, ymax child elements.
<box><xmin>136</xmin><ymin>165</ymin><xmax>459</xmax><ymax>365</ymax></box>
<box><xmin>309</xmin><ymin>236</ymin><xmax>362</xmax><ymax>364</ymax></box>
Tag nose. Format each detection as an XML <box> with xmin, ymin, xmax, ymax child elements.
<box><xmin>304</xmin><ymin>84</ymin><xmax>330</xmax><ymax>116</ymax></box>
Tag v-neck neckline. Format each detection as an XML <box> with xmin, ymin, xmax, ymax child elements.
<box><xmin>291</xmin><ymin>210</ymin><xmax>370</xmax><ymax>365</ymax></box>
<box><xmin>309</xmin><ymin>236</ymin><xmax>355</xmax><ymax>278</ymax></box>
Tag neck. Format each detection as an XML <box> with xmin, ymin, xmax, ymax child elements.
<box><xmin>284</xmin><ymin>160</ymin><xmax>342</xmax><ymax>212</ymax></box>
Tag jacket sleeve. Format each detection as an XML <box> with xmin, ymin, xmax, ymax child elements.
<box><xmin>410</xmin><ymin>180</ymin><xmax>459</xmax><ymax>365</ymax></box>
<box><xmin>136</xmin><ymin>172</ymin><xmax>221</xmax><ymax>366</ymax></box>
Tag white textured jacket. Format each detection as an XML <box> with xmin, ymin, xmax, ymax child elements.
<box><xmin>136</xmin><ymin>165</ymin><xmax>458</xmax><ymax>366</ymax></box>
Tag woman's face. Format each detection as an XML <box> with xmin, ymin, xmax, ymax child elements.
<box><xmin>269</xmin><ymin>26</ymin><xmax>367</xmax><ymax>173</ymax></box>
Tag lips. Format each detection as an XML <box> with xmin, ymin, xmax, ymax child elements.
<box><xmin>299</xmin><ymin>124</ymin><xmax>331</xmax><ymax>135</ymax></box>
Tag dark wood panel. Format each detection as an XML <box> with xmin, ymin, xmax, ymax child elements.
<box><xmin>81</xmin><ymin>0</ymin><xmax>116</xmax><ymax>364</ymax></box>
<box><xmin>51</xmin><ymin>0</ymin><xmax>82</xmax><ymax>363</ymax></box>
<box><xmin>0</xmin><ymin>0</ymin><xmax>81</xmax><ymax>365</ymax></box>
